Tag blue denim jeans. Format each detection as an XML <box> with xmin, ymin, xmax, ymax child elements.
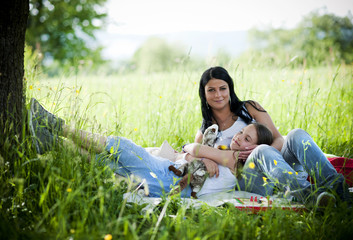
<box><xmin>96</xmin><ymin>136</ymin><xmax>192</xmax><ymax>198</ymax></box>
<box><xmin>237</xmin><ymin>129</ymin><xmax>344</xmax><ymax>202</ymax></box>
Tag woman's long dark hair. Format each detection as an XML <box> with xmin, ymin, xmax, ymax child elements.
<box><xmin>199</xmin><ymin>66</ymin><xmax>261</xmax><ymax>133</ymax></box>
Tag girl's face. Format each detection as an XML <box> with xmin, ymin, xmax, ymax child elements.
<box><xmin>230</xmin><ymin>124</ymin><xmax>258</xmax><ymax>151</ymax></box>
<box><xmin>204</xmin><ymin>79</ymin><xmax>230</xmax><ymax>110</ymax></box>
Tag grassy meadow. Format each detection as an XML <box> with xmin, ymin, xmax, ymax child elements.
<box><xmin>1</xmin><ymin>58</ymin><xmax>353</xmax><ymax>239</ymax></box>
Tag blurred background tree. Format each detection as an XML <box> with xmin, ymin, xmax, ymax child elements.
<box><xmin>247</xmin><ymin>10</ymin><xmax>353</xmax><ymax>67</ymax></box>
<box><xmin>26</xmin><ymin>0</ymin><xmax>108</xmax><ymax>71</ymax></box>
<box><xmin>131</xmin><ymin>37</ymin><xmax>189</xmax><ymax>72</ymax></box>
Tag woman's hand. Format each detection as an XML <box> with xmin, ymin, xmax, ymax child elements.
<box><xmin>202</xmin><ymin>158</ymin><xmax>219</xmax><ymax>178</ymax></box>
<box><xmin>238</xmin><ymin>145</ymin><xmax>257</xmax><ymax>162</ymax></box>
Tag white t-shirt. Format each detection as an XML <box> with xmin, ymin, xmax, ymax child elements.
<box><xmin>214</xmin><ymin>117</ymin><xmax>249</xmax><ymax>148</ymax></box>
<box><xmin>198</xmin><ymin>116</ymin><xmax>255</xmax><ymax>197</ymax></box>
<box><xmin>196</xmin><ymin>165</ymin><xmax>236</xmax><ymax>197</ymax></box>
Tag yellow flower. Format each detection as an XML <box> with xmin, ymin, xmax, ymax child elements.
<box><xmin>29</xmin><ymin>85</ymin><xmax>33</xmax><ymax>90</ymax></box>
<box><xmin>134</xmin><ymin>128</ymin><xmax>138</xmax><ymax>132</ymax></box>
<box><xmin>76</xmin><ymin>89</ymin><xmax>80</xmax><ymax>94</ymax></box>
<box><xmin>288</xmin><ymin>171</ymin><xmax>293</xmax><ymax>175</ymax></box>
<box><xmin>104</xmin><ymin>234</ymin><xmax>113</xmax><ymax>240</ymax></box>
<box><xmin>67</xmin><ymin>188</ymin><xmax>72</xmax><ymax>192</ymax></box>
<box><xmin>281</xmin><ymin>79</ymin><xmax>285</xmax><ymax>82</ymax></box>
<box><xmin>263</xmin><ymin>177</ymin><xmax>267</xmax><ymax>183</ymax></box>
<box><xmin>219</xmin><ymin>145</ymin><xmax>228</xmax><ymax>150</ymax></box>
<box><xmin>249</xmin><ymin>162</ymin><xmax>255</xmax><ymax>169</ymax></box>
<box><xmin>110</xmin><ymin>146</ymin><xmax>115</xmax><ymax>154</ymax></box>
<box><xmin>273</xmin><ymin>160</ymin><xmax>277</xmax><ymax>166</ymax></box>
<box><xmin>70</xmin><ymin>229</ymin><xmax>75</xmax><ymax>234</ymax></box>
<box><xmin>299</xmin><ymin>81</ymin><xmax>302</xmax><ymax>85</ymax></box>
<box><xmin>295</xmin><ymin>172</ymin><xmax>298</xmax><ymax>175</ymax></box>
<box><xmin>159</xmin><ymin>96</ymin><xmax>162</xmax><ymax>99</ymax></box>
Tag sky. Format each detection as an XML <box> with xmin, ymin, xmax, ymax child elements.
<box><xmin>99</xmin><ymin>0</ymin><xmax>353</xmax><ymax>60</ymax></box>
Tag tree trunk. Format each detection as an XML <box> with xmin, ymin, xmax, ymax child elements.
<box><xmin>0</xmin><ymin>1</ymin><xmax>29</xmax><ymax>161</ymax></box>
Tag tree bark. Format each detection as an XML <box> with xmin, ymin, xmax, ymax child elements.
<box><xmin>0</xmin><ymin>1</ymin><xmax>29</xmax><ymax>159</ymax></box>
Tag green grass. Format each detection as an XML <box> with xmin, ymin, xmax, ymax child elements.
<box><xmin>1</xmin><ymin>62</ymin><xmax>353</xmax><ymax>239</ymax></box>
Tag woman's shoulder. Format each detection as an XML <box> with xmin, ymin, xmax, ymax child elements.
<box><xmin>244</xmin><ymin>100</ymin><xmax>263</xmax><ymax>110</ymax></box>
<box><xmin>243</xmin><ymin>100</ymin><xmax>265</xmax><ymax>117</ymax></box>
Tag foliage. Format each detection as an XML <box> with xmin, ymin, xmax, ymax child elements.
<box><xmin>26</xmin><ymin>0</ymin><xmax>108</xmax><ymax>69</ymax></box>
<box><xmin>247</xmin><ymin>10</ymin><xmax>353</xmax><ymax>67</ymax></box>
<box><xmin>131</xmin><ymin>37</ymin><xmax>190</xmax><ymax>72</ymax></box>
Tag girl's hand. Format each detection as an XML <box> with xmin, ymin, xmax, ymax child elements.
<box><xmin>238</xmin><ymin>145</ymin><xmax>257</xmax><ymax>162</ymax></box>
<box><xmin>202</xmin><ymin>158</ymin><xmax>219</xmax><ymax>178</ymax></box>
<box><xmin>182</xmin><ymin>143</ymin><xmax>201</xmax><ymax>156</ymax></box>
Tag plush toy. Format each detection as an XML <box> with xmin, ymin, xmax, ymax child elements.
<box><xmin>169</xmin><ymin>124</ymin><xmax>218</xmax><ymax>198</ymax></box>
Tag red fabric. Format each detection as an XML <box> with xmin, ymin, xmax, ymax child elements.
<box><xmin>328</xmin><ymin>157</ymin><xmax>353</xmax><ymax>187</ymax></box>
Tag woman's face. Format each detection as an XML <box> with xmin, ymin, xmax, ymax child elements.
<box><xmin>230</xmin><ymin>124</ymin><xmax>258</xmax><ymax>151</ymax></box>
<box><xmin>204</xmin><ymin>78</ymin><xmax>230</xmax><ymax>110</ymax></box>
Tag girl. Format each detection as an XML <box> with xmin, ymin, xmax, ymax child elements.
<box><xmin>169</xmin><ymin>123</ymin><xmax>274</xmax><ymax>198</ymax></box>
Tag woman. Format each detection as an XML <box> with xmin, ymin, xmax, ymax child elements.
<box><xmin>195</xmin><ymin>66</ymin><xmax>350</xmax><ymax>206</ymax></box>
<box><xmin>195</xmin><ymin>66</ymin><xmax>283</xmax><ymax>159</ymax></box>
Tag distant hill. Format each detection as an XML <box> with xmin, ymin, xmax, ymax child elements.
<box><xmin>96</xmin><ymin>31</ymin><xmax>248</xmax><ymax>61</ymax></box>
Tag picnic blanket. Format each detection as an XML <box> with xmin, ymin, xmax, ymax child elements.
<box><xmin>124</xmin><ymin>190</ymin><xmax>306</xmax><ymax>214</ymax></box>
<box><xmin>327</xmin><ymin>157</ymin><xmax>353</xmax><ymax>187</ymax></box>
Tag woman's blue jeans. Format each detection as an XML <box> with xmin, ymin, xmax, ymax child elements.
<box><xmin>237</xmin><ymin>128</ymin><xmax>344</xmax><ymax>202</ymax></box>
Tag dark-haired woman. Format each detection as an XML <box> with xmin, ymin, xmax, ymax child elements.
<box><xmin>195</xmin><ymin>66</ymin><xmax>350</xmax><ymax>207</ymax></box>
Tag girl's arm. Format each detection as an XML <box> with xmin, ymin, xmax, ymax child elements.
<box><xmin>184</xmin><ymin>152</ymin><xmax>219</xmax><ymax>177</ymax></box>
<box><xmin>246</xmin><ymin>101</ymin><xmax>284</xmax><ymax>151</ymax></box>
<box><xmin>183</xmin><ymin>143</ymin><xmax>236</xmax><ymax>171</ymax></box>
<box><xmin>194</xmin><ymin>130</ymin><xmax>203</xmax><ymax>143</ymax></box>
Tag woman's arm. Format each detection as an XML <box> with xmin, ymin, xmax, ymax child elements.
<box><xmin>246</xmin><ymin>101</ymin><xmax>284</xmax><ymax>151</ymax></box>
<box><xmin>183</xmin><ymin>143</ymin><xmax>236</xmax><ymax>171</ymax></box>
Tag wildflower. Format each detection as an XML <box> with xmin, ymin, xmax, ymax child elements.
<box><xmin>299</xmin><ymin>81</ymin><xmax>302</xmax><ymax>85</ymax></box>
<box><xmin>159</xmin><ymin>96</ymin><xmax>162</xmax><ymax>99</ymax></box>
<box><xmin>67</xmin><ymin>188</ymin><xmax>72</xmax><ymax>192</ymax></box>
<box><xmin>70</xmin><ymin>229</ymin><xmax>75</xmax><ymax>234</ymax></box>
<box><xmin>295</xmin><ymin>172</ymin><xmax>298</xmax><ymax>175</ymax></box>
<box><xmin>249</xmin><ymin>162</ymin><xmax>255</xmax><ymax>169</ymax></box>
<box><xmin>110</xmin><ymin>146</ymin><xmax>115</xmax><ymax>154</ymax></box>
<box><xmin>104</xmin><ymin>234</ymin><xmax>113</xmax><ymax>240</ymax></box>
<box><xmin>150</xmin><ymin>172</ymin><xmax>157</xmax><ymax>179</ymax></box>
<box><xmin>282</xmin><ymin>79</ymin><xmax>285</xmax><ymax>82</ymax></box>
<box><xmin>288</xmin><ymin>171</ymin><xmax>293</xmax><ymax>175</ymax></box>
<box><xmin>263</xmin><ymin>177</ymin><xmax>267</xmax><ymax>183</ymax></box>
<box><xmin>134</xmin><ymin>128</ymin><xmax>138</xmax><ymax>132</ymax></box>
<box><xmin>273</xmin><ymin>160</ymin><xmax>277</xmax><ymax>166</ymax></box>
<box><xmin>38</xmin><ymin>88</ymin><xmax>41</xmax><ymax>91</ymax></box>
<box><xmin>76</xmin><ymin>89</ymin><xmax>80</xmax><ymax>94</ymax></box>
<box><xmin>219</xmin><ymin>145</ymin><xmax>228</xmax><ymax>150</ymax></box>
<box><xmin>29</xmin><ymin>85</ymin><xmax>33</xmax><ymax>90</ymax></box>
